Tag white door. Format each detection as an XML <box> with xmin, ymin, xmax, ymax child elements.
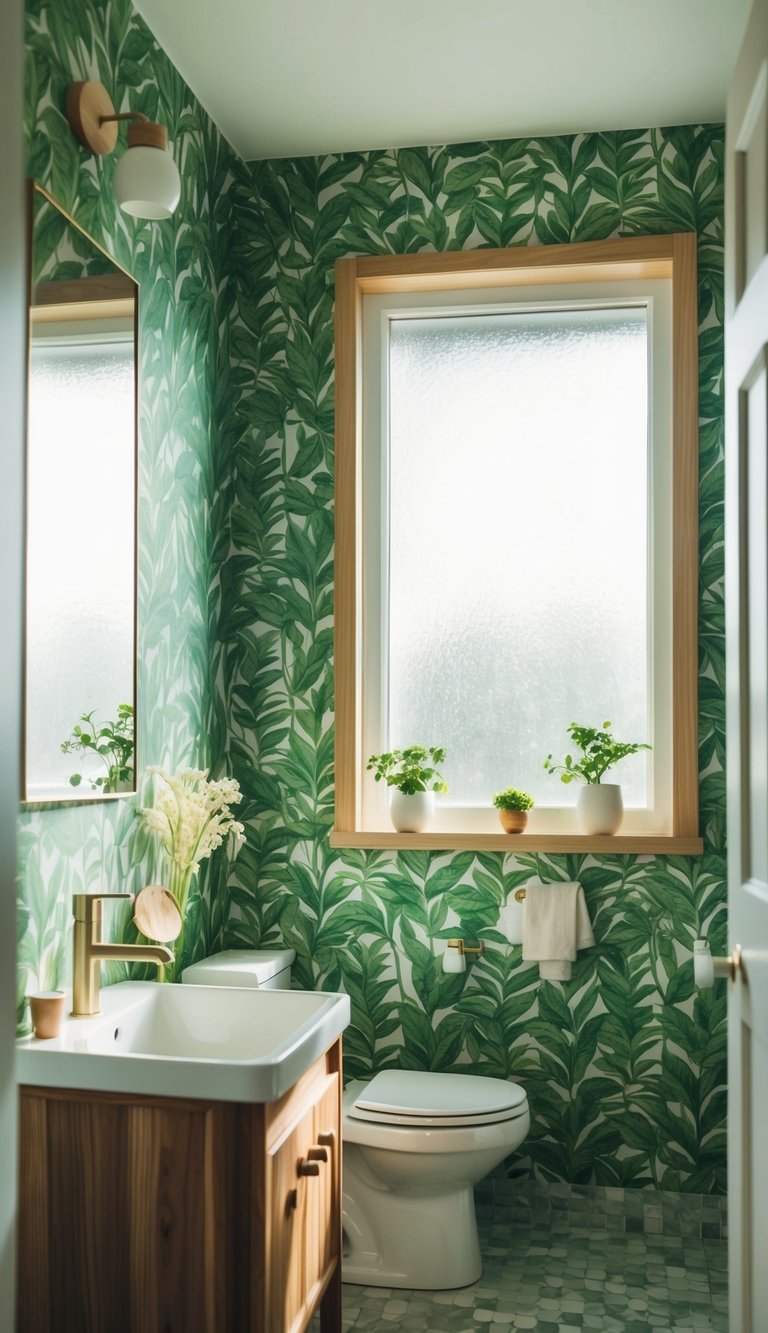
<box><xmin>726</xmin><ymin>3</ymin><xmax>768</xmax><ymax>1328</ymax></box>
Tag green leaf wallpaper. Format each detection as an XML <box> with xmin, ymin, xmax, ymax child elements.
<box><xmin>18</xmin><ymin>0</ymin><xmax>239</xmax><ymax>1018</ymax></box>
<box><xmin>20</xmin><ymin>0</ymin><xmax>726</xmax><ymax>1194</ymax></box>
<box><xmin>218</xmin><ymin>127</ymin><xmax>727</xmax><ymax>1192</ymax></box>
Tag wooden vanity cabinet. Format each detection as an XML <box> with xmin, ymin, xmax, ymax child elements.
<box><xmin>18</xmin><ymin>1040</ymin><xmax>342</xmax><ymax>1333</ymax></box>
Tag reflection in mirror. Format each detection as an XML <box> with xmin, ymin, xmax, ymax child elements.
<box><xmin>25</xmin><ymin>183</ymin><xmax>138</xmax><ymax>803</ymax></box>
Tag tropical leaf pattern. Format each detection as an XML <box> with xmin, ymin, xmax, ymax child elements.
<box><xmin>220</xmin><ymin>125</ymin><xmax>727</xmax><ymax>1193</ymax></box>
<box><xmin>20</xmin><ymin>0</ymin><xmax>726</xmax><ymax>1193</ymax></box>
<box><xmin>18</xmin><ymin>0</ymin><xmax>239</xmax><ymax>1019</ymax></box>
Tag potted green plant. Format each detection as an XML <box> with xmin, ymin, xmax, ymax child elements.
<box><xmin>367</xmin><ymin>745</ymin><xmax>448</xmax><ymax>832</ymax></box>
<box><xmin>492</xmin><ymin>787</ymin><xmax>534</xmax><ymax>834</ymax></box>
<box><xmin>544</xmin><ymin>721</ymin><xmax>651</xmax><ymax>834</ymax></box>
<box><xmin>61</xmin><ymin>703</ymin><xmax>135</xmax><ymax>793</ymax></box>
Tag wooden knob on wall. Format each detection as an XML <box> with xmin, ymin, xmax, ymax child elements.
<box><xmin>317</xmin><ymin>1130</ymin><xmax>335</xmax><ymax>1147</ymax></box>
<box><xmin>307</xmin><ymin>1146</ymin><xmax>328</xmax><ymax>1162</ymax></box>
<box><xmin>298</xmin><ymin>1159</ymin><xmax>320</xmax><ymax>1177</ymax></box>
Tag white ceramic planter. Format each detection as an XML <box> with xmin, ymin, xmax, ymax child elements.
<box><xmin>577</xmin><ymin>783</ymin><xmax>623</xmax><ymax>835</ymax></box>
<box><xmin>389</xmin><ymin>789</ymin><xmax>435</xmax><ymax>833</ymax></box>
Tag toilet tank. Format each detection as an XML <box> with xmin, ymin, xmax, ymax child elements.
<box><xmin>181</xmin><ymin>948</ymin><xmax>295</xmax><ymax>989</ymax></box>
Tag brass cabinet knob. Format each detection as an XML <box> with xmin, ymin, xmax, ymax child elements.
<box><xmin>307</xmin><ymin>1146</ymin><xmax>328</xmax><ymax>1163</ymax></box>
<box><xmin>298</xmin><ymin>1159</ymin><xmax>320</xmax><ymax>1177</ymax></box>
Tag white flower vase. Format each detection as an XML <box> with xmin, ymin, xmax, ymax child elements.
<box><xmin>577</xmin><ymin>783</ymin><xmax>623</xmax><ymax>835</ymax></box>
<box><xmin>390</xmin><ymin>789</ymin><xmax>435</xmax><ymax>833</ymax></box>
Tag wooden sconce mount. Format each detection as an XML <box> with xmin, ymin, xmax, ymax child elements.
<box><xmin>65</xmin><ymin>81</ymin><xmax>167</xmax><ymax>156</ymax></box>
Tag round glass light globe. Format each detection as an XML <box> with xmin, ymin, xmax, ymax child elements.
<box><xmin>114</xmin><ymin>145</ymin><xmax>181</xmax><ymax>220</ymax></box>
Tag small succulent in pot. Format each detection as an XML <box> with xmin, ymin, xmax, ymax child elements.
<box><xmin>492</xmin><ymin>787</ymin><xmax>534</xmax><ymax>834</ymax></box>
<box><xmin>367</xmin><ymin>745</ymin><xmax>447</xmax><ymax>833</ymax></box>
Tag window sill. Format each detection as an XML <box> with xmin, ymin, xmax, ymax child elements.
<box><xmin>329</xmin><ymin>831</ymin><xmax>704</xmax><ymax>855</ymax></box>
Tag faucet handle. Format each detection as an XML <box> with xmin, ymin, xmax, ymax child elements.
<box><xmin>72</xmin><ymin>892</ymin><xmax>134</xmax><ymax>922</ymax></box>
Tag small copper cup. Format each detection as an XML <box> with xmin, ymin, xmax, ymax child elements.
<box><xmin>29</xmin><ymin>991</ymin><xmax>66</xmax><ymax>1040</ymax></box>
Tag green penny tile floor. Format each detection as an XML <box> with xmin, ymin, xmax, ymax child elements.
<box><xmin>327</xmin><ymin>1219</ymin><xmax>729</xmax><ymax>1332</ymax></box>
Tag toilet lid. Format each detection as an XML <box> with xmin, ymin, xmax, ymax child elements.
<box><xmin>350</xmin><ymin>1071</ymin><xmax>528</xmax><ymax>1128</ymax></box>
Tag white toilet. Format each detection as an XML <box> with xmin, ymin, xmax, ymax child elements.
<box><xmin>342</xmin><ymin>1069</ymin><xmax>530</xmax><ymax>1290</ymax></box>
<box><xmin>182</xmin><ymin>951</ymin><xmax>530</xmax><ymax>1292</ymax></box>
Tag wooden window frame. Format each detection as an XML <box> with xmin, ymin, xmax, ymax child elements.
<box><xmin>332</xmin><ymin>234</ymin><xmax>703</xmax><ymax>854</ymax></box>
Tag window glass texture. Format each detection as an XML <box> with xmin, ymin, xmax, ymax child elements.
<box><xmin>387</xmin><ymin>305</ymin><xmax>650</xmax><ymax>808</ymax></box>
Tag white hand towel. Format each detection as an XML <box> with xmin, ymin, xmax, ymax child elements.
<box><xmin>522</xmin><ymin>877</ymin><xmax>595</xmax><ymax>981</ymax></box>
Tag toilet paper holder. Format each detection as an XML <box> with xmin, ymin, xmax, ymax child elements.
<box><xmin>446</xmin><ymin>939</ymin><xmax>485</xmax><ymax>957</ymax></box>
<box><xmin>693</xmin><ymin>939</ymin><xmax>743</xmax><ymax>987</ymax></box>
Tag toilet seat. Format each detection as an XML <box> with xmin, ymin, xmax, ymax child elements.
<box><xmin>349</xmin><ymin>1070</ymin><xmax>528</xmax><ymax>1128</ymax></box>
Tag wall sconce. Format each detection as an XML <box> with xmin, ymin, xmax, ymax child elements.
<box><xmin>65</xmin><ymin>81</ymin><xmax>181</xmax><ymax>221</ymax></box>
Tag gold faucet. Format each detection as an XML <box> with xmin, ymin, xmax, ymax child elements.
<box><xmin>71</xmin><ymin>893</ymin><xmax>174</xmax><ymax>1017</ymax></box>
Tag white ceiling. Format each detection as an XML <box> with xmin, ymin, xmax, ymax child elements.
<box><xmin>134</xmin><ymin>0</ymin><xmax>750</xmax><ymax>162</ymax></box>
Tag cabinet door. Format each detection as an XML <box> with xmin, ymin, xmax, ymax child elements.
<box><xmin>265</xmin><ymin>1072</ymin><xmax>340</xmax><ymax>1333</ymax></box>
<box><xmin>305</xmin><ymin>1075</ymin><xmax>341</xmax><ymax>1306</ymax></box>
<box><xmin>266</xmin><ymin>1099</ymin><xmax>313</xmax><ymax>1333</ymax></box>
<box><xmin>18</xmin><ymin>1089</ymin><xmax>238</xmax><ymax>1333</ymax></box>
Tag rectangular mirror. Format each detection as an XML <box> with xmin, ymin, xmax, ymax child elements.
<box><xmin>24</xmin><ymin>182</ymin><xmax>138</xmax><ymax>803</ymax></box>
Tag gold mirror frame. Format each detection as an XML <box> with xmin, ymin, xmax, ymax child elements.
<box><xmin>23</xmin><ymin>181</ymin><xmax>139</xmax><ymax>806</ymax></box>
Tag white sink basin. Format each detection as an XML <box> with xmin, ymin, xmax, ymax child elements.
<box><xmin>16</xmin><ymin>981</ymin><xmax>351</xmax><ymax>1103</ymax></box>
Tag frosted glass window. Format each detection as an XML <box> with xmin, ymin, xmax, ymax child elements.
<box><xmin>27</xmin><ymin>338</ymin><xmax>135</xmax><ymax>798</ymax></box>
<box><xmin>387</xmin><ymin>306</ymin><xmax>649</xmax><ymax>808</ymax></box>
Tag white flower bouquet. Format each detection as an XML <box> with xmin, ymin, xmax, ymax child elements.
<box><xmin>139</xmin><ymin>766</ymin><xmax>246</xmax><ymax>929</ymax></box>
